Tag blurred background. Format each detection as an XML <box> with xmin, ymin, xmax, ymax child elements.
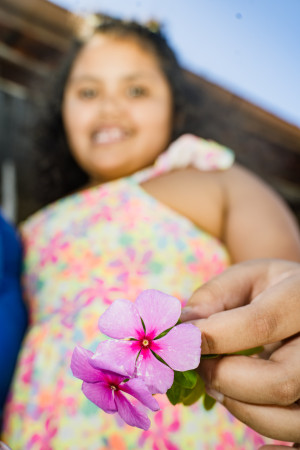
<box><xmin>0</xmin><ymin>0</ymin><xmax>299</xmax><ymax>224</ymax></box>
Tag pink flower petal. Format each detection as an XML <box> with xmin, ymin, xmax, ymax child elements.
<box><xmin>71</xmin><ymin>346</ymin><xmax>104</xmax><ymax>383</ymax></box>
<box><xmin>115</xmin><ymin>391</ymin><xmax>151</xmax><ymax>430</ymax></box>
<box><xmin>135</xmin><ymin>290</ymin><xmax>181</xmax><ymax>337</ymax></box>
<box><xmin>98</xmin><ymin>299</ymin><xmax>142</xmax><ymax>339</ymax></box>
<box><xmin>82</xmin><ymin>381</ymin><xmax>117</xmax><ymax>413</ymax></box>
<box><xmin>91</xmin><ymin>340</ymin><xmax>138</xmax><ymax>377</ymax></box>
<box><xmin>156</xmin><ymin>323</ymin><xmax>201</xmax><ymax>371</ymax></box>
<box><xmin>120</xmin><ymin>378</ymin><xmax>160</xmax><ymax>411</ymax></box>
<box><xmin>136</xmin><ymin>348</ymin><xmax>174</xmax><ymax>394</ymax></box>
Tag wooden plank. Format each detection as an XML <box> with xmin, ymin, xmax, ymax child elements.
<box><xmin>0</xmin><ymin>42</ymin><xmax>51</xmax><ymax>75</ymax></box>
<box><xmin>0</xmin><ymin>21</ymin><xmax>65</xmax><ymax>63</ymax></box>
<box><xmin>0</xmin><ymin>0</ymin><xmax>77</xmax><ymax>36</ymax></box>
<box><xmin>0</xmin><ymin>7</ymin><xmax>72</xmax><ymax>50</ymax></box>
<box><xmin>0</xmin><ymin>76</ymin><xmax>28</xmax><ymax>99</ymax></box>
<box><xmin>186</xmin><ymin>71</ymin><xmax>300</xmax><ymax>153</ymax></box>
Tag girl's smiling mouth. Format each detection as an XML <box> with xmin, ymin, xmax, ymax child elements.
<box><xmin>92</xmin><ymin>127</ymin><xmax>131</xmax><ymax>145</ymax></box>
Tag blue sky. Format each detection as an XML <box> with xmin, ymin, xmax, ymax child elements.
<box><xmin>50</xmin><ymin>0</ymin><xmax>300</xmax><ymax>127</ymax></box>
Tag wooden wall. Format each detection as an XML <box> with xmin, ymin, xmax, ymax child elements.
<box><xmin>0</xmin><ymin>0</ymin><xmax>299</xmax><ymax>224</ymax></box>
<box><xmin>185</xmin><ymin>72</ymin><xmax>300</xmax><ymax>223</ymax></box>
<box><xmin>0</xmin><ymin>0</ymin><xmax>76</xmax><ymax>221</ymax></box>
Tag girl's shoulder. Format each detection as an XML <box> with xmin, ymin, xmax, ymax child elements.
<box><xmin>134</xmin><ymin>134</ymin><xmax>235</xmax><ymax>238</ymax></box>
<box><xmin>141</xmin><ymin>164</ymin><xmax>229</xmax><ymax>240</ymax></box>
<box><xmin>133</xmin><ymin>134</ymin><xmax>234</xmax><ymax>184</ymax></box>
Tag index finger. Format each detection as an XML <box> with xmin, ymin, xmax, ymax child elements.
<box><xmin>200</xmin><ymin>335</ymin><xmax>300</xmax><ymax>405</ymax></box>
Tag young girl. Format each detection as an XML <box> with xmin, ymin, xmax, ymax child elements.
<box><xmin>2</xmin><ymin>17</ymin><xmax>300</xmax><ymax>449</ymax></box>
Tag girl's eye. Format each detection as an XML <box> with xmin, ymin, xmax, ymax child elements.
<box><xmin>127</xmin><ymin>86</ymin><xmax>148</xmax><ymax>98</ymax></box>
<box><xmin>78</xmin><ymin>88</ymin><xmax>98</xmax><ymax>99</ymax></box>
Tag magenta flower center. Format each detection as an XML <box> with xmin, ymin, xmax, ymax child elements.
<box><xmin>110</xmin><ymin>385</ymin><xmax>118</xmax><ymax>391</ymax></box>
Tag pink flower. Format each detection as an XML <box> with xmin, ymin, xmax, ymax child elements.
<box><xmin>97</xmin><ymin>289</ymin><xmax>201</xmax><ymax>394</ymax></box>
<box><xmin>71</xmin><ymin>346</ymin><xmax>159</xmax><ymax>430</ymax></box>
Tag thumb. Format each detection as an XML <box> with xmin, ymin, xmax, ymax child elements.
<box><xmin>182</xmin><ymin>260</ymin><xmax>300</xmax><ymax>354</ymax></box>
<box><xmin>181</xmin><ymin>259</ymin><xmax>269</xmax><ymax>321</ymax></box>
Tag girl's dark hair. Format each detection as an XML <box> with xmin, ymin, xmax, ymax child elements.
<box><xmin>35</xmin><ymin>16</ymin><xmax>203</xmax><ymax>206</ymax></box>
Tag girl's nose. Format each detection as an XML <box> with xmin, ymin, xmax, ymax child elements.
<box><xmin>98</xmin><ymin>93</ymin><xmax>124</xmax><ymax>117</ymax></box>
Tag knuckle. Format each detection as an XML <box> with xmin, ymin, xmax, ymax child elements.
<box><xmin>252</xmin><ymin>310</ymin><xmax>278</xmax><ymax>344</ymax></box>
<box><xmin>272</xmin><ymin>375</ymin><xmax>299</xmax><ymax>405</ymax></box>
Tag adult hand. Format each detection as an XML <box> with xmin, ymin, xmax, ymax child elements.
<box><xmin>181</xmin><ymin>259</ymin><xmax>300</xmax><ymax>444</ymax></box>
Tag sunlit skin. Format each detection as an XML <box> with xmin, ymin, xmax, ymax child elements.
<box><xmin>62</xmin><ymin>34</ymin><xmax>173</xmax><ymax>184</ymax></box>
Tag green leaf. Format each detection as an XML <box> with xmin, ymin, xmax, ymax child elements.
<box><xmin>203</xmin><ymin>393</ymin><xmax>216</xmax><ymax>410</ymax></box>
<box><xmin>182</xmin><ymin>374</ymin><xmax>205</xmax><ymax>406</ymax></box>
<box><xmin>167</xmin><ymin>372</ymin><xmax>205</xmax><ymax>406</ymax></box>
<box><xmin>201</xmin><ymin>346</ymin><xmax>264</xmax><ymax>360</ymax></box>
<box><xmin>201</xmin><ymin>354</ymin><xmax>220</xmax><ymax>359</ymax></box>
<box><xmin>166</xmin><ymin>382</ymin><xmax>184</xmax><ymax>405</ymax></box>
<box><xmin>173</xmin><ymin>370</ymin><xmax>198</xmax><ymax>389</ymax></box>
<box><xmin>233</xmin><ymin>346</ymin><xmax>264</xmax><ymax>356</ymax></box>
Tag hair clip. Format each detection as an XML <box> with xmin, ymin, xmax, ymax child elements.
<box><xmin>143</xmin><ymin>19</ymin><xmax>162</xmax><ymax>34</ymax></box>
<box><xmin>74</xmin><ymin>14</ymin><xmax>102</xmax><ymax>41</ymax></box>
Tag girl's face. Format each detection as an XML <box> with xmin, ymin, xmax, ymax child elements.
<box><xmin>62</xmin><ymin>34</ymin><xmax>173</xmax><ymax>183</ymax></box>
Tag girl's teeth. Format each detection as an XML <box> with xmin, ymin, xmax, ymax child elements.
<box><xmin>94</xmin><ymin>128</ymin><xmax>124</xmax><ymax>144</ymax></box>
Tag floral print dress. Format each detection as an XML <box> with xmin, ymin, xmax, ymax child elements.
<box><xmin>2</xmin><ymin>135</ymin><xmax>286</xmax><ymax>449</ymax></box>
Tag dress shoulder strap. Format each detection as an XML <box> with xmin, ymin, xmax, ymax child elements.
<box><xmin>131</xmin><ymin>134</ymin><xmax>235</xmax><ymax>183</ymax></box>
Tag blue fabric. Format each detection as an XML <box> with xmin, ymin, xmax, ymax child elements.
<box><xmin>0</xmin><ymin>212</ymin><xmax>28</xmax><ymax>411</ymax></box>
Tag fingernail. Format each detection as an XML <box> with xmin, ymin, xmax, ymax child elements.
<box><xmin>180</xmin><ymin>307</ymin><xmax>195</xmax><ymax>320</ymax></box>
<box><xmin>205</xmin><ymin>387</ymin><xmax>224</xmax><ymax>404</ymax></box>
